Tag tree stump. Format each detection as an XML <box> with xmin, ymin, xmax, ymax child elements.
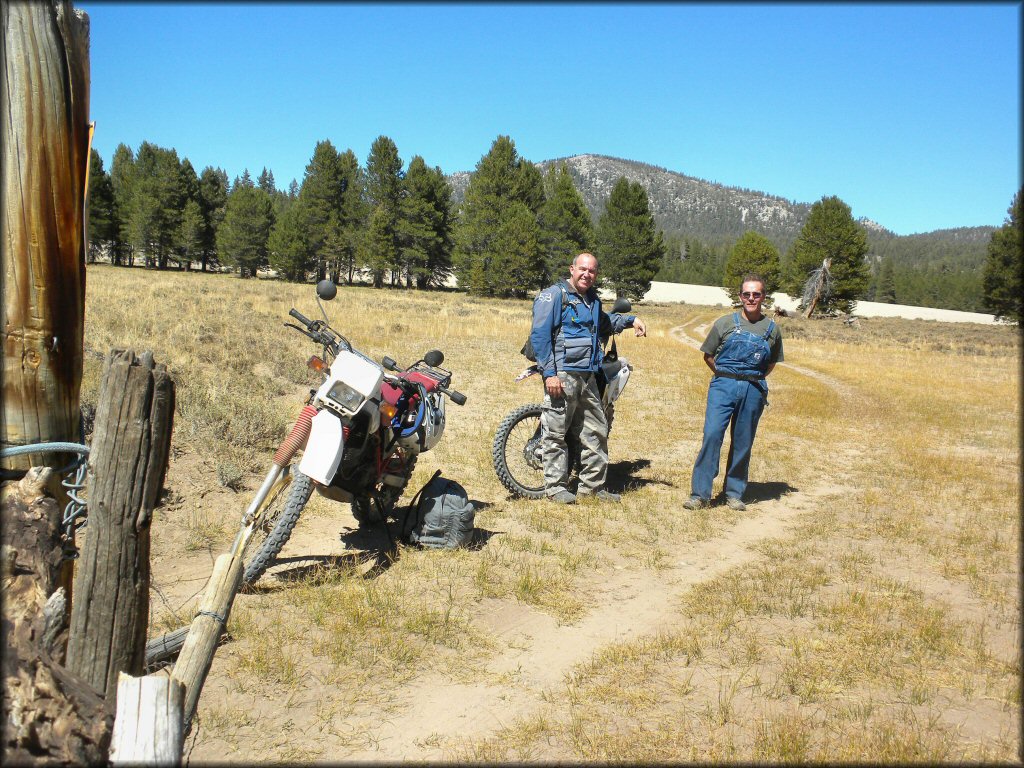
<box><xmin>2</xmin><ymin>468</ymin><xmax>112</xmax><ymax>764</ymax></box>
<box><xmin>65</xmin><ymin>350</ymin><xmax>175</xmax><ymax>701</ymax></box>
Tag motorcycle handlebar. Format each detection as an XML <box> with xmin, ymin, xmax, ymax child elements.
<box><xmin>289</xmin><ymin>308</ymin><xmax>314</xmax><ymax>328</ymax></box>
<box><xmin>446</xmin><ymin>389</ymin><xmax>467</xmax><ymax>406</ymax></box>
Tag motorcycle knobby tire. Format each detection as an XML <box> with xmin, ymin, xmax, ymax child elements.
<box><xmin>492</xmin><ymin>403</ymin><xmax>548</xmax><ymax>499</ymax></box>
<box><xmin>242</xmin><ymin>467</ymin><xmax>314</xmax><ymax>585</ymax></box>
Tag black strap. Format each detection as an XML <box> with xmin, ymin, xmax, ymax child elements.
<box><xmin>714</xmin><ymin>370</ymin><xmax>765</xmax><ymax>382</ymax></box>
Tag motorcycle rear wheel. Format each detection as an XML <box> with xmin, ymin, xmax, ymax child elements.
<box><xmin>351</xmin><ymin>454</ymin><xmax>417</xmax><ymax>525</ymax></box>
<box><xmin>242</xmin><ymin>466</ymin><xmax>314</xmax><ymax>585</ymax></box>
<box><xmin>492</xmin><ymin>403</ymin><xmax>547</xmax><ymax>499</ymax></box>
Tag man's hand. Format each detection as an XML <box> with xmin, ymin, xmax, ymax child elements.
<box><xmin>544</xmin><ymin>375</ymin><xmax>564</xmax><ymax>398</ymax></box>
<box><xmin>632</xmin><ymin>318</ymin><xmax>647</xmax><ymax>337</ymax></box>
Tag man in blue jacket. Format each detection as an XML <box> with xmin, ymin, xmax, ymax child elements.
<box><xmin>529</xmin><ymin>253</ymin><xmax>646</xmax><ymax>504</ymax></box>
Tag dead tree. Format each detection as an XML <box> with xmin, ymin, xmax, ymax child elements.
<box><xmin>2</xmin><ymin>468</ymin><xmax>112</xmax><ymax>764</ymax></box>
<box><xmin>65</xmin><ymin>350</ymin><xmax>174</xmax><ymax>700</ymax></box>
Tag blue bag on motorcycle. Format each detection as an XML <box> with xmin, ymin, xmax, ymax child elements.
<box><xmin>402</xmin><ymin>470</ymin><xmax>475</xmax><ymax>549</ymax></box>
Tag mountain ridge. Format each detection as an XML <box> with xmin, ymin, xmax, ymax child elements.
<box><xmin>446</xmin><ymin>153</ymin><xmax>995</xmax><ymax>257</ymax></box>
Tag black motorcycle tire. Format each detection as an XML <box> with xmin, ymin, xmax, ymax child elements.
<box><xmin>241</xmin><ymin>466</ymin><xmax>314</xmax><ymax>585</ymax></box>
<box><xmin>492</xmin><ymin>403</ymin><xmax>548</xmax><ymax>499</ymax></box>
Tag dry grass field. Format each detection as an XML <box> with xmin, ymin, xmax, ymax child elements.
<box><xmin>81</xmin><ymin>264</ymin><xmax>1021</xmax><ymax>763</ymax></box>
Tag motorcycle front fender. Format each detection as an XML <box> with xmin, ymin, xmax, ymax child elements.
<box><xmin>298</xmin><ymin>410</ymin><xmax>345</xmax><ymax>485</ymax></box>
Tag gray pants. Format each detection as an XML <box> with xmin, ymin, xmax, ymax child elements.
<box><xmin>541</xmin><ymin>371</ymin><xmax>609</xmax><ymax>495</ymax></box>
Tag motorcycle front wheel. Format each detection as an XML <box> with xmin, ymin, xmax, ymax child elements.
<box><xmin>242</xmin><ymin>466</ymin><xmax>314</xmax><ymax>585</ymax></box>
<box><xmin>492</xmin><ymin>403</ymin><xmax>547</xmax><ymax>499</ymax></box>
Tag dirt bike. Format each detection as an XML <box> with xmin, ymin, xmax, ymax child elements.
<box><xmin>143</xmin><ymin>280</ymin><xmax>467</xmax><ymax>670</ymax></box>
<box><xmin>491</xmin><ymin>297</ymin><xmax>633</xmax><ymax>499</ymax></box>
<box><xmin>239</xmin><ymin>279</ymin><xmax>468</xmax><ymax>585</ymax></box>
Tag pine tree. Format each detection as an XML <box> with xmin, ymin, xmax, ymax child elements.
<box><xmin>784</xmin><ymin>195</ymin><xmax>870</xmax><ymax>314</ymax></box>
<box><xmin>87</xmin><ymin>149</ymin><xmax>118</xmax><ymax>262</ymax></box>
<box><xmin>336</xmin><ymin>149</ymin><xmax>366</xmax><ymax>284</ymax></box>
<box><xmin>594</xmin><ymin>177</ymin><xmax>665</xmax><ymax>300</ymax></box>
<box><xmin>876</xmin><ymin>255</ymin><xmax>897</xmax><ymax>303</ymax></box>
<box><xmin>538</xmin><ymin>163</ymin><xmax>593</xmax><ymax>283</ymax></box>
<box><xmin>454</xmin><ymin>135</ymin><xmax>546</xmax><ymax>296</ymax></box>
<box><xmin>217</xmin><ymin>185</ymin><xmax>274</xmax><ymax>277</ymax></box>
<box><xmin>197</xmin><ymin>167</ymin><xmax>228</xmax><ymax>271</ymax></box>
<box><xmin>364</xmin><ymin>136</ymin><xmax>405</xmax><ymax>287</ymax></box>
<box><xmin>983</xmin><ymin>188</ymin><xmax>1023</xmax><ymax>325</ymax></box>
<box><xmin>268</xmin><ymin>198</ymin><xmax>311</xmax><ymax>281</ymax></box>
<box><xmin>109</xmin><ymin>143</ymin><xmax>136</xmax><ymax>265</ymax></box>
<box><xmin>723</xmin><ymin>231</ymin><xmax>781</xmax><ymax>305</ymax></box>
<box><xmin>127</xmin><ymin>142</ymin><xmax>187</xmax><ymax>269</ymax></box>
<box><xmin>258</xmin><ymin>167</ymin><xmax>277</xmax><ymax>195</ymax></box>
<box><xmin>298</xmin><ymin>140</ymin><xmax>346</xmax><ymax>280</ymax></box>
<box><xmin>400</xmin><ymin>156</ymin><xmax>454</xmax><ymax>288</ymax></box>
<box><xmin>178</xmin><ymin>199</ymin><xmax>204</xmax><ymax>271</ymax></box>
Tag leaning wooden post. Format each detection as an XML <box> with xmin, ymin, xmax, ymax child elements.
<box><xmin>171</xmin><ymin>551</ymin><xmax>246</xmax><ymax>730</ymax></box>
<box><xmin>1</xmin><ymin>0</ymin><xmax>91</xmax><ymax>478</ymax></box>
<box><xmin>65</xmin><ymin>349</ymin><xmax>175</xmax><ymax>701</ymax></box>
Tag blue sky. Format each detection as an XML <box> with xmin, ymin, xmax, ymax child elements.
<box><xmin>79</xmin><ymin>2</ymin><xmax>1020</xmax><ymax>236</ymax></box>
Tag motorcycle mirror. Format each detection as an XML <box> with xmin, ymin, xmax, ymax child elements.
<box><xmin>316</xmin><ymin>279</ymin><xmax>337</xmax><ymax>301</ymax></box>
<box><xmin>610</xmin><ymin>297</ymin><xmax>632</xmax><ymax>314</ymax></box>
<box><xmin>423</xmin><ymin>350</ymin><xmax>444</xmax><ymax>367</ymax></box>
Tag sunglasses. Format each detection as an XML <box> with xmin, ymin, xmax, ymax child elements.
<box><xmin>740</xmin><ymin>291</ymin><xmax>764</xmax><ymax>299</ymax></box>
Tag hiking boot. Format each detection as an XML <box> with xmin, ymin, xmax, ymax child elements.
<box><xmin>726</xmin><ymin>497</ymin><xmax>747</xmax><ymax>511</ymax></box>
<box><xmin>580</xmin><ymin>489</ymin><xmax>621</xmax><ymax>503</ymax></box>
<box><xmin>549</xmin><ymin>490</ymin><xmax>576</xmax><ymax>504</ymax></box>
<box><xmin>683</xmin><ymin>495</ymin><xmax>709</xmax><ymax>510</ymax></box>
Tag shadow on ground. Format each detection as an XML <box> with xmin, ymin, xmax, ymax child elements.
<box><xmin>739</xmin><ymin>480</ymin><xmax>799</xmax><ymax>503</ymax></box>
<box><xmin>606</xmin><ymin>458</ymin><xmax>674</xmax><ymax>494</ymax></box>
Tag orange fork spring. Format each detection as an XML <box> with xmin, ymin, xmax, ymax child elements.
<box><xmin>273</xmin><ymin>405</ymin><xmax>318</xmax><ymax>466</ymax></box>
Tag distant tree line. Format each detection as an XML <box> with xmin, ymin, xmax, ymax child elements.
<box><xmin>86</xmin><ymin>135</ymin><xmax>666</xmax><ymax>299</ymax></box>
<box><xmin>87</xmin><ymin>135</ymin><xmax>1021</xmax><ymax>319</ymax></box>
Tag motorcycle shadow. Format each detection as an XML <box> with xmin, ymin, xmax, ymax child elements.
<box><xmin>252</xmin><ymin>507</ymin><xmax>502</xmax><ymax>589</ymax></box>
<box><xmin>604</xmin><ymin>458</ymin><xmax>674</xmax><ymax>494</ymax></box>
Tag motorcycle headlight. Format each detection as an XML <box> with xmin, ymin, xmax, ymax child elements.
<box><xmin>326</xmin><ymin>381</ymin><xmax>364</xmax><ymax>413</ymax></box>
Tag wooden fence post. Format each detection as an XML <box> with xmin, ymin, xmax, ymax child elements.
<box><xmin>109</xmin><ymin>673</ymin><xmax>184</xmax><ymax>765</ymax></box>
<box><xmin>1</xmin><ymin>0</ymin><xmax>91</xmax><ymax>477</ymax></box>
<box><xmin>65</xmin><ymin>349</ymin><xmax>175</xmax><ymax>700</ymax></box>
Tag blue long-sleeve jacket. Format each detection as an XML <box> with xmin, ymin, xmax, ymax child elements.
<box><xmin>530</xmin><ymin>280</ymin><xmax>634</xmax><ymax>378</ymax></box>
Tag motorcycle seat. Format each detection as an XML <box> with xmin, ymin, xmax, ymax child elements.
<box><xmin>381</xmin><ymin>371</ymin><xmax>440</xmax><ymax>405</ymax></box>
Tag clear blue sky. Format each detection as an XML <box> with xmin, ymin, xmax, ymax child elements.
<box><xmin>78</xmin><ymin>2</ymin><xmax>1021</xmax><ymax>236</ymax></box>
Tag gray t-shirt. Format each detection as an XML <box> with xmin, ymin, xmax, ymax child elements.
<box><xmin>700</xmin><ymin>313</ymin><xmax>784</xmax><ymax>364</ymax></box>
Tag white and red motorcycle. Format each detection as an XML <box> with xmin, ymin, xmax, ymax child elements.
<box><xmin>491</xmin><ymin>297</ymin><xmax>633</xmax><ymax>498</ymax></box>
<box><xmin>239</xmin><ymin>279</ymin><xmax>467</xmax><ymax>584</ymax></box>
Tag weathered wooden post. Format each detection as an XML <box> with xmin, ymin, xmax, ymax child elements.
<box><xmin>1</xmin><ymin>0</ymin><xmax>91</xmax><ymax>479</ymax></box>
<box><xmin>109</xmin><ymin>673</ymin><xmax>184</xmax><ymax>765</ymax></box>
<box><xmin>65</xmin><ymin>349</ymin><xmax>175</xmax><ymax>700</ymax></box>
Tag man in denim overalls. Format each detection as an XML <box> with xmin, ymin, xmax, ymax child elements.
<box><xmin>684</xmin><ymin>274</ymin><xmax>784</xmax><ymax>511</ymax></box>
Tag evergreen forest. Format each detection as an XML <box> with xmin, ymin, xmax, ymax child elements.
<box><xmin>87</xmin><ymin>137</ymin><xmax>1017</xmax><ymax>317</ymax></box>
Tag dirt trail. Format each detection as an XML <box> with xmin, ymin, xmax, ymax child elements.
<box><xmin>340</xmin><ymin>481</ymin><xmax>838</xmax><ymax>761</ymax></box>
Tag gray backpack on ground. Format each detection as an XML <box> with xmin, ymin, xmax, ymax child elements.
<box><xmin>402</xmin><ymin>470</ymin><xmax>475</xmax><ymax>549</ymax></box>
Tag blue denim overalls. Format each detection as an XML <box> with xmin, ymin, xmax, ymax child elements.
<box><xmin>690</xmin><ymin>314</ymin><xmax>775</xmax><ymax>502</ymax></box>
